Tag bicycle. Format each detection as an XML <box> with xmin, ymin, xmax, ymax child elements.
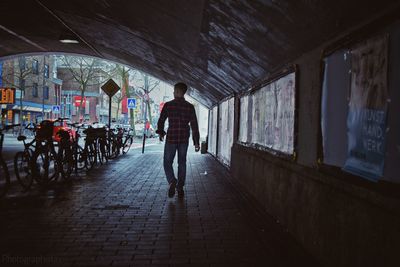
<box><xmin>81</xmin><ymin>126</ymin><xmax>105</xmax><ymax>169</ymax></box>
<box><xmin>122</xmin><ymin>127</ymin><xmax>134</xmax><ymax>154</ymax></box>
<box><xmin>0</xmin><ymin>123</ymin><xmax>21</xmax><ymax>197</ymax></box>
<box><xmin>56</xmin><ymin>127</ymin><xmax>74</xmax><ymax>181</ymax></box>
<box><xmin>30</xmin><ymin>120</ymin><xmax>58</xmax><ymax>185</ymax></box>
<box><xmin>68</xmin><ymin>122</ymin><xmax>89</xmax><ymax>173</ymax></box>
<box><xmin>14</xmin><ymin>123</ymin><xmax>37</xmax><ymax>190</ymax></box>
<box><xmin>107</xmin><ymin>126</ymin><xmax>124</xmax><ymax>159</ymax></box>
<box><xmin>89</xmin><ymin>122</ymin><xmax>110</xmax><ymax>164</ymax></box>
<box><xmin>31</xmin><ymin>119</ymin><xmax>73</xmax><ymax>185</ymax></box>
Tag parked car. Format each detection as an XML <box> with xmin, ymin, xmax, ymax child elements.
<box><xmin>134</xmin><ymin>123</ymin><xmax>155</xmax><ymax>138</ymax></box>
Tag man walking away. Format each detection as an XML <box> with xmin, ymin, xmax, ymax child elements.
<box><xmin>156</xmin><ymin>82</ymin><xmax>200</xmax><ymax>198</ymax></box>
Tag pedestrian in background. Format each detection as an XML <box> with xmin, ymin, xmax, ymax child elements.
<box><xmin>156</xmin><ymin>82</ymin><xmax>200</xmax><ymax>198</ymax></box>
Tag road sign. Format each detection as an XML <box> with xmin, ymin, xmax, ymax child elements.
<box><xmin>127</xmin><ymin>98</ymin><xmax>136</xmax><ymax>109</ymax></box>
<box><xmin>101</xmin><ymin>79</ymin><xmax>120</xmax><ymax>97</ymax></box>
<box><xmin>74</xmin><ymin>96</ymin><xmax>86</xmax><ymax>107</ymax></box>
<box><xmin>52</xmin><ymin>105</ymin><xmax>60</xmax><ymax>114</ymax></box>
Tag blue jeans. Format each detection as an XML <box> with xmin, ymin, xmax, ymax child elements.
<box><xmin>163</xmin><ymin>142</ymin><xmax>189</xmax><ymax>189</ymax></box>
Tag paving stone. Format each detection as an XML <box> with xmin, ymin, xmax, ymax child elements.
<box><xmin>0</xmin><ymin>146</ymin><xmax>318</xmax><ymax>266</ymax></box>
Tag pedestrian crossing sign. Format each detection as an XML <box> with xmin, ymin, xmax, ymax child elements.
<box><xmin>52</xmin><ymin>105</ymin><xmax>60</xmax><ymax>114</ymax></box>
<box><xmin>127</xmin><ymin>98</ymin><xmax>136</xmax><ymax>109</ymax></box>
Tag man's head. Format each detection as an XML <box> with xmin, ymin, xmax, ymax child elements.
<box><xmin>173</xmin><ymin>82</ymin><xmax>188</xmax><ymax>98</ymax></box>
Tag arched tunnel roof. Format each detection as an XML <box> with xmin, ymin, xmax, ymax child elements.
<box><xmin>0</xmin><ymin>0</ymin><xmax>398</xmax><ymax>107</ymax></box>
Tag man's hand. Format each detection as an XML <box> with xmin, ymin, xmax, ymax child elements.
<box><xmin>195</xmin><ymin>145</ymin><xmax>200</xmax><ymax>152</ymax></box>
<box><xmin>156</xmin><ymin>129</ymin><xmax>166</xmax><ymax>142</ymax></box>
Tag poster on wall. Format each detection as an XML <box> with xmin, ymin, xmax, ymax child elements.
<box><xmin>272</xmin><ymin>73</ymin><xmax>295</xmax><ymax>153</ymax></box>
<box><xmin>343</xmin><ymin>35</ymin><xmax>389</xmax><ymax>181</ymax></box>
<box><xmin>253</xmin><ymin>72</ymin><xmax>295</xmax><ymax>154</ymax></box>
<box><xmin>238</xmin><ymin>72</ymin><xmax>296</xmax><ymax>155</ymax></box>
<box><xmin>218</xmin><ymin>98</ymin><xmax>234</xmax><ymax>165</ymax></box>
<box><xmin>238</xmin><ymin>95</ymin><xmax>249</xmax><ymax>143</ymax></box>
<box><xmin>208</xmin><ymin>106</ymin><xmax>218</xmax><ymax>156</ymax></box>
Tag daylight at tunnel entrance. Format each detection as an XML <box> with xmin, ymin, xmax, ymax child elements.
<box><xmin>1</xmin><ymin>1</ymin><xmax>400</xmax><ymax>267</ymax></box>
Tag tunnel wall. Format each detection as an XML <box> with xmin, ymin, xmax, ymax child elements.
<box><xmin>223</xmin><ymin>15</ymin><xmax>400</xmax><ymax>267</ymax></box>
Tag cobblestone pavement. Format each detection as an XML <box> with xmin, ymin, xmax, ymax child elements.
<box><xmin>0</xmin><ymin>145</ymin><xmax>319</xmax><ymax>267</ymax></box>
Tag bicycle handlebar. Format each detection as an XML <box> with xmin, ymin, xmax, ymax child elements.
<box><xmin>2</xmin><ymin>123</ymin><xmax>21</xmax><ymax>131</ymax></box>
<box><xmin>67</xmin><ymin>122</ymin><xmax>83</xmax><ymax>128</ymax></box>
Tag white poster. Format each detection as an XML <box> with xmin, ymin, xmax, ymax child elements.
<box><xmin>218</xmin><ymin>97</ymin><xmax>234</xmax><ymax>165</ymax></box>
<box><xmin>239</xmin><ymin>95</ymin><xmax>249</xmax><ymax>143</ymax></box>
<box><xmin>244</xmin><ymin>72</ymin><xmax>295</xmax><ymax>154</ymax></box>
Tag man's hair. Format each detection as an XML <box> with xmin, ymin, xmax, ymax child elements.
<box><xmin>174</xmin><ymin>82</ymin><xmax>188</xmax><ymax>95</ymax></box>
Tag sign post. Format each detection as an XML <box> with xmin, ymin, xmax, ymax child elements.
<box><xmin>101</xmin><ymin>79</ymin><xmax>120</xmax><ymax>158</ymax></box>
<box><xmin>142</xmin><ymin>97</ymin><xmax>148</xmax><ymax>154</ymax></box>
<box><xmin>101</xmin><ymin>79</ymin><xmax>120</xmax><ymax>128</ymax></box>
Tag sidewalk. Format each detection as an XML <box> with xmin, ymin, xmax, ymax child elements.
<box><xmin>0</xmin><ymin>146</ymin><xmax>319</xmax><ymax>267</ymax></box>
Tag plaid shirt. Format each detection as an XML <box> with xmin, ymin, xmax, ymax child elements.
<box><xmin>156</xmin><ymin>97</ymin><xmax>200</xmax><ymax>146</ymax></box>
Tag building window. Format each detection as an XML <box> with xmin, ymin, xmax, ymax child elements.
<box><xmin>32</xmin><ymin>83</ymin><xmax>38</xmax><ymax>97</ymax></box>
<box><xmin>43</xmin><ymin>86</ymin><xmax>49</xmax><ymax>99</ymax></box>
<box><xmin>32</xmin><ymin>60</ymin><xmax>39</xmax><ymax>74</ymax></box>
<box><xmin>44</xmin><ymin>64</ymin><xmax>49</xmax><ymax>78</ymax></box>
<box><xmin>18</xmin><ymin>57</ymin><xmax>26</xmax><ymax>70</ymax></box>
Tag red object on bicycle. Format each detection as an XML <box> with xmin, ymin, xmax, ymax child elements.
<box><xmin>36</xmin><ymin>119</ymin><xmax>76</xmax><ymax>142</ymax></box>
<box><xmin>53</xmin><ymin>120</ymin><xmax>75</xmax><ymax>142</ymax></box>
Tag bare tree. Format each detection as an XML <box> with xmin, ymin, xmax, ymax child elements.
<box><xmin>115</xmin><ymin>65</ymin><xmax>138</xmax><ymax>134</ymax></box>
<box><xmin>112</xmin><ymin>91</ymin><xmax>123</xmax><ymax>121</ymax></box>
<box><xmin>2</xmin><ymin>57</ymin><xmax>36</xmax><ymax>130</ymax></box>
<box><xmin>137</xmin><ymin>72</ymin><xmax>160</xmax><ymax>126</ymax></box>
<box><xmin>58</xmin><ymin>55</ymin><xmax>116</xmax><ymax>119</ymax></box>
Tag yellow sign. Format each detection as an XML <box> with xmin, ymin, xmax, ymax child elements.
<box><xmin>0</xmin><ymin>88</ymin><xmax>16</xmax><ymax>104</ymax></box>
<box><xmin>1</xmin><ymin>88</ymin><xmax>15</xmax><ymax>104</ymax></box>
<box><xmin>101</xmin><ymin>79</ymin><xmax>120</xmax><ymax>97</ymax></box>
<box><xmin>7</xmin><ymin>110</ymin><xmax>12</xmax><ymax>120</ymax></box>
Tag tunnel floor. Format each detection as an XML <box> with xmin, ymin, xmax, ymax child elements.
<box><xmin>0</xmin><ymin>143</ymin><xmax>318</xmax><ymax>267</ymax></box>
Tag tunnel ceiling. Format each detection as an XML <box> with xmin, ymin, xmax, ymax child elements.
<box><xmin>0</xmin><ymin>0</ymin><xmax>398</xmax><ymax>107</ymax></box>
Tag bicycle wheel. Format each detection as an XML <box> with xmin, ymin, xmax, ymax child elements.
<box><xmin>14</xmin><ymin>151</ymin><xmax>33</xmax><ymax>190</ymax></box>
<box><xmin>0</xmin><ymin>159</ymin><xmax>10</xmax><ymax>197</ymax></box>
<box><xmin>122</xmin><ymin>137</ymin><xmax>133</xmax><ymax>154</ymax></box>
<box><xmin>31</xmin><ymin>148</ymin><xmax>58</xmax><ymax>185</ymax></box>
<box><xmin>85</xmin><ymin>143</ymin><xmax>96</xmax><ymax>170</ymax></box>
<box><xmin>75</xmin><ymin>145</ymin><xmax>86</xmax><ymax>170</ymax></box>
<box><xmin>59</xmin><ymin>147</ymin><xmax>73</xmax><ymax>181</ymax></box>
<box><xmin>107</xmin><ymin>139</ymin><xmax>119</xmax><ymax>159</ymax></box>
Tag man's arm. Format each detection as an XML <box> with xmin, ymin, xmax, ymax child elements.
<box><xmin>156</xmin><ymin>103</ymin><xmax>168</xmax><ymax>141</ymax></box>
<box><xmin>190</xmin><ymin>105</ymin><xmax>200</xmax><ymax>151</ymax></box>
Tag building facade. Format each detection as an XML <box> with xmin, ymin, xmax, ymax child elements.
<box><xmin>0</xmin><ymin>55</ymin><xmax>60</xmax><ymax>125</ymax></box>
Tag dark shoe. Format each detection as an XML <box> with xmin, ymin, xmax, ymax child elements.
<box><xmin>177</xmin><ymin>188</ymin><xmax>184</xmax><ymax>198</ymax></box>
<box><xmin>168</xmin><ymin>181</ymin><xmax>176</xmax><ymax>198</ymax></box>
